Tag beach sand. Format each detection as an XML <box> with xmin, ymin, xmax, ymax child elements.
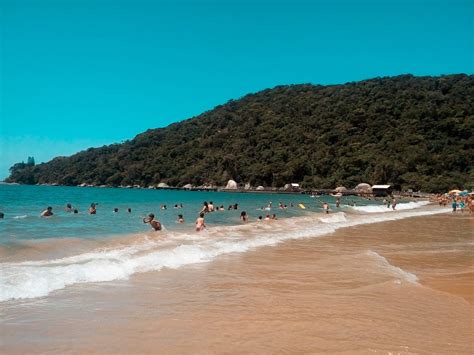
<box><xmin>1</xmin><ymin>213</ymin><xmax>473</xmax><ymax>353</ymax></box>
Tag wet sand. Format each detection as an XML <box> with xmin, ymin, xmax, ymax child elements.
<box><xmin>1</xmin><ymin>213</ymin><xmax>473</xmax><ymax>353</ymax></box>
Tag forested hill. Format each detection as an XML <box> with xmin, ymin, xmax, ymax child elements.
<box><xmin>7</xmin><ymin>74</ymin><xmax>474</xmax><ymax>192</ymax></box>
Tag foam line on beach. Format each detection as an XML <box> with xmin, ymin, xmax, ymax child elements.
<box><xmin>350</xmin><ymin>201</ymin><xmax>430</xmax><ymax>213</ymax></box>
<box><xmin>366</xmin><ymin>250</ymin><xmax>419</xmax><ymax>284</ymax></box>
<box><xmin>0</xmin><ymin>205</ymin><xmax>449</xmax><ymax>302</ymax></box>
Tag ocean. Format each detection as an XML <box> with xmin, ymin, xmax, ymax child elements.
<box><xmin>1</xmin><ymin>184</ymin><xmax>472</xmax><ymax>353</ymax></box>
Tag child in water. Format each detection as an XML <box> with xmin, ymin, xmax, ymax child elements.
<box><xmin>195</xmin><ymin>213</ymin><xmax>206</xmax><ymax>231</ymax></box>
<box><xmin>143</xmin><ymin>213</ymin><xmax>162</xmax><ymax>231</ymax></box>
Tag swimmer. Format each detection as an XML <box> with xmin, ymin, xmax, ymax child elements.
<box><xmin>127</xmin><ymin>208</ymin><xmax>132</xmax><ymax>213</ymax></box>
<box><xmin>113</xmin><ymin>208</ymin><xmax>119</xmax><ymax>213</ymax></box>
<box><xmin>264</xmin><ymin>214</ymin><xmax>271</xmax><ymax>221</ymax></box>
<box><xmin>73</xmin><ymin>209</ymin><xmax>78</xmax><ymax>214</ymax></box>
<box><xmin>89</xmin><ymin>203</ymin><xmax>97</xmax><ymax>214</ymax></box>
<box><xmin>65</xmin><ymin>203</ymin><xmax>73</xmax><ymax>212</ymax></box>
<box><xmin>41</xmin><ymin>206</ymin><xmax>54</xmax><ymax>217</ymax></box>
<box><xmin>208</xmin><ymin>201</ymin><xmax>215</xmax><ymax>212</ymax></box>
<box><xmin>257</xmin><ymin>215</ymin><xmax>263</xmax><ymax>222</ymax></box>
<box><xmin>143</xmin><ymin>213</ymin><xmax>162</xmax><ymax>231</ymax></box>
<box><xmin>0</xmin><ymin>212</ymin><xmax>4</xmax><ymax>219</ymax></box>
<box><xmin>177</xmin><ymin>214</ymin><xmax>184</xmax><ymax>223</ymax></box>
<box><xmin>240</xmin><ymin>211</ymin><xmax>248</xmax><ymax>222</ymax></box>
<box><xmin>195</xmin><ymin>212</ymin><xmax>206</xmax><ymax>231</ymax></box>
<box><xmin>200</xmin><ymin>202</ymin><xmax>210</xmax><ymax>214</ymax></box>
<box><xmin>271</xmin><ymin>214</ymin><xmax>277</xmax><ymax>220</ymax></box>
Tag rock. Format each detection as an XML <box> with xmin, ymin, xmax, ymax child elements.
<box><xmin>225</xmin><ymin>180</ymin><xmax>238</xmax><ymax>189</ymax></box>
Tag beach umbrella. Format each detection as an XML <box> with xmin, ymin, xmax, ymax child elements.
<box><xmin>448</xmin><ymin>189</ymin><xmax>461</xmax><ymax>195</ymax></box>
<box><xmin>459</xmin><ymin>191</ymin><xmax>469</xmax><ymax>196</ymax></box>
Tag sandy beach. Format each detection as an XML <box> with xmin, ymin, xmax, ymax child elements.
<box><xmin>1</xmin><ymin>211</ymin><xmax>472</xmax><ymax>354</ymax></box>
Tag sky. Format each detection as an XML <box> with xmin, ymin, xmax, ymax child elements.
<box><xmin>0</xmin><ymin>0</ymin><xmax>473</xmax><ymax>179</ymax></box>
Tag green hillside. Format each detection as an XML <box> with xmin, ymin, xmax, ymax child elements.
<box><xmin>7</xmin><ymin>74</ymin><xmax>474</xmax><ymax>192</ymax></box>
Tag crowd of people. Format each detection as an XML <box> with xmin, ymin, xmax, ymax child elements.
<box><xmin>2</xmin><ymin>193</ymin><xmax>470</xmax><ymax>234</ymax></box>
<box><xmin>436</xmin><ymin>194</ymin><xmax>473</xmax><ymax>213</ymax></box>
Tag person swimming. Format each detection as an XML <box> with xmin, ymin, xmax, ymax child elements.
<box><xmin>41</xmin><ymin>206</ymin><xmax>54</xmax><ymax>217</ymax></box>
<box><xmin>177</xmin><ymin>214</ymin><xmax>184</xmax><ymax>223</ymax></box>
<box><xmin>0</xmin><ymin>212</ymin><xmax>4</xmax><ymax>219</ymax></box>
<box><xmin>240</xmin><ymin>211</ymin><xmax>248</xmax><ymax>222</ymax></box>
<box><xmin>65</xmin><ymin>203</ymin><xmax>73</xmax><ymax>212</ymax></box>
<box><xmin>143</xmin><ymin>213</ymin><xmax>162</xmax><ymax>231</ymax></box>
<box><xmin>195</xmin><ymin>212</ymin><xmax>206</xmax><ymax>231</ymax></box>
<box><xmin>200</xmin><ymin>202</ymin><xmax>210</xmax><ymax>214</ymax></box>
<box><xmin>208</xmin><ymin>201</ymin><xmax>215</xmax><ymax>212</ymax></box>
<box><xmin>88</xmin><ymin>203</ymin><xmax>97</xmax><ymax>214</ymax></box>
<box><xmin>113</xmin><ymin>208</ymin><xmax>119</xmax><ymax>213</ymax></box>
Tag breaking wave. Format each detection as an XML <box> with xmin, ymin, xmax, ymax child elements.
<box><xmin>0</xmin><ymin>203</ymin><xmax>447</xmax><ymax>302</ymax></box>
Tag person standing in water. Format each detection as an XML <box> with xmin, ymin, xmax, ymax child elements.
<box><xmin>65</xmin><ymin>203</ymin><xmax>73</xmax><ymax>212</ymax></box>
<box><xmin>195</xmin><ymin>212</ymin><xmax>206</xmax><ymax>231</ymax></box>
<box><xmin>240</xmin><ymin>211</ymin><xmax>248</xmax><ymax>222</ymax></box>
<box><xmin>322</xmin><ymin>202</ymin><xmax>329</xmax><ymax>214</ymax></box>
<box><xmin>177</xmin><ymin>214</ymin><xmax>184</xmax><ymax>223</ymax></box>
<box><xmin>143</xmin><ymin>213</ymin><xmax>162</xmax><ymax>231</ymax></box>
<box><xmin>452</xmin><ymin>199</ymin><xmax>457</xmax><ymax>213</ymax></box>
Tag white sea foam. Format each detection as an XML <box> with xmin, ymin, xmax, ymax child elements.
<box><xmin>13</xmin><ymin>215</ymin><xmax>28</xmax><ymax>219</ymax></box>
<box><xmin>350</xmin><ymin>200</ymin><xmax>430</xmax><ymax>213</ymax></box>
<box><xmin>0</xmin><ymin>204</ymin><xmax>448</xmax><ymax>302</ymax></box>
<box><xmin>366</xmin><ymin>250</ymin><xmax>418</xmax><ymax>284</ymax></box>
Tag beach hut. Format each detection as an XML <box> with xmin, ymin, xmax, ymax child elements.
<box><xmin>371</xmin><ymin>184</ymin><xmax>392</xmax><ymax>197</ymax></box>
<box><xmin>182</xmin><ymin>184</ymin><xmax>193</xmax><ymax>189</ymax></box>
<box><xmin>256</xmin><ymin>186</ymin><xmax>265</xmax><ymax>191</ymax></box>
<box><xmin>225</xmin><ymin>180</ymin><xmax>238</xmax><ymax>190</ymax></box>
<box><xmin>334</xmin><ymin>186</ymin><xmax>347</xmax><ymax>193</ymax></box>
<box><xmin>157</xmin><ymin>182</ymin><xmax>169</xmax><ymax>188</ymax></box>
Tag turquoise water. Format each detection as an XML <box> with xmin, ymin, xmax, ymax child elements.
<box><xmin>0</xmin><ymin>184</ymin><xmax>438</xmax><ymax>302</ymax></box>
<box><xmin>0</xmin><ymin>184</ymin><xmax>365</xmax><ymax>243</ymax></box>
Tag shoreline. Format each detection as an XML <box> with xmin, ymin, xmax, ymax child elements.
<box><xmin>0</xmin><ymin>203</ymin><xmax>450</xmax><ymax>303</ymax></box>
<box><xmin>1</xmin><ymin>212</ymin><xmax>472</xmax><ymax>353</ymax></box>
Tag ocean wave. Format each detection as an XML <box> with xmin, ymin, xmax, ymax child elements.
<box><xmin>0</xmin><ymin>205</ymin><xmax>447</xmax><ymax>302</ymax></box>
<box><xmin>350</xmin><ymin>201</ymin><xmax>430</xmax><ymax>213</ymax></box>
<box><xmin>12</xmin><ymin>215</ymin><xmax>28</xmax><ymax>219</ymax></box>
<box><xmin>365</xmin><ymin>250</ymin><xmax>418</xmax><ymax>284</ymax></box>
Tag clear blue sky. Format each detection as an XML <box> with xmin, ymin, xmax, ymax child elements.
<box><xmin>1</xmin><ymin>0</ymin><xmax>473</xmax><ymax>179</ymax></box>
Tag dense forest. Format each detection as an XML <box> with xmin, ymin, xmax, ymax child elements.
<box><xmin>7</xmin><ymin>74</ymin><xmax>474</xmax><ymax>192</ymax></box>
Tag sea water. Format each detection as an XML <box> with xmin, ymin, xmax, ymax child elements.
<box><xmin>0</xmin><ymin>184</ymin><xmax>393</xmax><ymax>242</ymax></box>
<box><xmin>0</xmin><ymin>184</ymin><xmax>440</xmax><ymax>302</ymax></box>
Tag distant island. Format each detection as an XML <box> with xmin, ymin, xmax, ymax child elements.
<box><xmin>7</xmin><ymin>74</ymin><xmax>474</xmax><ymax>192</ymax></box>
